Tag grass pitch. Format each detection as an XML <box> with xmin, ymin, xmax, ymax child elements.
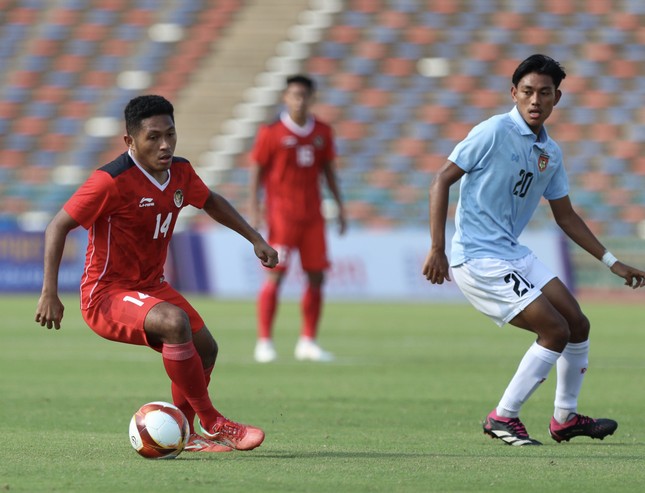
<box><xmin>2</xmin><ymin>294</ymin><xmax>644</xmax><ymax>492</ymax></box>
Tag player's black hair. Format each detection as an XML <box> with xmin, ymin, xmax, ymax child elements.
<box><xmin>286</xmin><ymin>74</ymin><xmax>316</xmax><ymax>93</ymax></box>
<box><xmin>512</xmin><ymin>54</ymin><xmax>567</xmax><ymax>89</ymax></box>
<box><xmin>124</xmin><ymin>95</ymin><xmax>175</xmax><ymax>136</ymax></box>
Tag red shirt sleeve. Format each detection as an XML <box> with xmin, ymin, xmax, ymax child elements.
<box><xmin>183</xmin><ymin>163</ymin><xmax>211</xmax><ymax>209</ymax></box>
<box><xmin>63</xmin><ymin>170</ymin><xmax>119</xmax><ymax>229</ymax></box>
<box><xmin>250</xmin><ymin>125</ymin><xmax>272</xmax><ymax>167</ymax></box>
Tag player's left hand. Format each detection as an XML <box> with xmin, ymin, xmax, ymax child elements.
<box><xmin>611</xmin><ymin>261</ymin><xmax>645</xmax><ymax>289</ymax></box>
<box><xmin>338</xmin><ymin>211</ymin><xmax>347</xmax><ymax>236</ymax></box>
<box><xmin>255</xmin><ymin>242</ymin><xmax>279</xmax><ymax>269</ymax></box>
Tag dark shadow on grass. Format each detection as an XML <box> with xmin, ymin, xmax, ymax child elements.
<box><xmin>178</xmin><ymin>443</ymin><xmax>645</xmax><ymax>461</ymax></box>
<box><xmin>178</xmin><ymin>451</ymin><xmax>447</xmax><ymax>461</ymax></box>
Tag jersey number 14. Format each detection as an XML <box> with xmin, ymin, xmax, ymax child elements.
<box><xmin>153</xmin><ymin>213</ymin><xmax>173</xmax><ymax>239</ymax></box>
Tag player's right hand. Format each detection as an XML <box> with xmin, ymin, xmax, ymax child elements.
<box><xmin>422</xmin><ymin>249</ymin><xmax>451</xmax><ymax>284</ymax></box>
<box><xmin>35</xmin><ymin>294</ymin><xmax>65</xmax><ymax>330</ymax></box>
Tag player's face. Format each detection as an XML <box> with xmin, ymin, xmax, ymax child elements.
<box><xmin>511</xmin><ymin>72</ymin><xmax>561</xmax><ymax>134</ymax></box>
<box><xmin>283</xmin><ymin>83</ymin><xmax>313</xmax><ymax>124</ymax></box>
<box><xmin>126</xmin><ymin>114</ymin><xmax>177</xmax><ymax>177</ymax></box>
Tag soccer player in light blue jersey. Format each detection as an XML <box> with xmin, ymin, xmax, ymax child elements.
<box><xmin>422</xmin><ymin>54</ymin><xmax>645</xmax><ymax>446</ymax></box>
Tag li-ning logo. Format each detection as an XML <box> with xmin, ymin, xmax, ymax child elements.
<box><xmin>281</xmin><ymin>136</ymin><xmax>297</xmax><ymax>147</ymax></box>
<box><xmin>139</xmin><ymin>197</ymin><xmax>155</xmax><ymax>207</ymax></box>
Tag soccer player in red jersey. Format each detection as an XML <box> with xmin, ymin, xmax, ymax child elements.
<box><xmin>248</xmin><ymin>74</ymin><xmax>346</xmax><ymax>363</ymax></box>
<box><xmin>35</xmin><ymin>95</ymin><xmax>278</xmax><ymax>453</ymax></box>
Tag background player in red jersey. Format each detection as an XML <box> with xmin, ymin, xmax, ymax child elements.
<box><xmin>35</xmin><ymin>95</ymin><xmax>278</xmax><ymax>453</ymax></box>
<box><xmin>249</xmin><ymin>74</ymin><xmax>346</xmax><ymax>363</ymax></box>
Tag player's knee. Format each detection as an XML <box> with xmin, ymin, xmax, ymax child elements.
<box><xmin>162</xmin><ymin>309</ymin><xmax>192</xmax><ymax>343</ymax></box>
<box><xmin>541</xmin><ymin>317</ymin><xmax>570</xmax><ymax>352</ymax></box>
<box><xmin>267</xmin><ymin>270</ymin><xmax>285</xmax><ymax>287</ymax></box>
<box><xmin>307</xmin><ymin>271</ymin><xmax>324</xmax><ymax>286</ymax></box>
<box><xmin>569</xmin><ymin>312</ymin><xmax>590</xmax><ymax>341</ymax></box>
<box><xmin>554</xmin><ymin>324</ymin><xmax>571</xmax><ymax>349</ymax></box>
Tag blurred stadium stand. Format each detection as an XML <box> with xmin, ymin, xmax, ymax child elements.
<box><xmin>1</xmin><ymin>0</ymin><xmax>644</xmax><ymax>287</ymax></box>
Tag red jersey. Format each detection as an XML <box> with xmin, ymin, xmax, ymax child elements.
<box><xmin>251</xmin><ymin>113</ymin><xmax>335</xmax><ymax>222</ymax></box>
<box><xmin>64</xmin><ymin>152</ymin><xmax>210</xmax><ymax>308</ymax></box>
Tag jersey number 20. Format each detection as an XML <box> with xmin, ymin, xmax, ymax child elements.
<box><xmin>513</xmin><ymin>170</ymin><xmax>534</xmax><ymax>198</ymax></box>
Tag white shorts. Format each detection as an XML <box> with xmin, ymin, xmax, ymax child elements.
<box><xmin>451</xmin><ymin>254</ymin><xmax>556</xmax><ymax>327</ymax></box>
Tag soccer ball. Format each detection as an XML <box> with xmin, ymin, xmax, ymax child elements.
<box><xmin>129</xmin><ymin>401</ymin><xmax>190</xmax><ymax>459</ymax></box>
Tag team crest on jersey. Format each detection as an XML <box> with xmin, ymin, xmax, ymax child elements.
<box><xmin>173</xmin><ymin>189</ymin><xmax>184</xmax><ymax>208</ymax></box>
<box><xmin>313</xmin><ymin>136</ymin><xmax>324</xmax><ymax>149</ymax></box>
<box><xmin>537</xmin><ymin>153</ymin><xmax>549</xmax><ymax>172</ymax></box>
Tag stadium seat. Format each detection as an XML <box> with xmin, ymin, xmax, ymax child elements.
<box><xmin>0</xmin><ymin>0</ymin><xmax>644</xmax><ymax>238</ymax></box>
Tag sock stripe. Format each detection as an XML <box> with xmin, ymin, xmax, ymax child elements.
<box><xmin>162</xmin><ymin>342</ymin><xmax>197</xmax><ymax>361</ymax></box>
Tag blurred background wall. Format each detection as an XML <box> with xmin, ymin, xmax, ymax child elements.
<box><xmin>1</xmin><ymin>0</ymin><xmax>644</xmax><ymax>295</ymax></box>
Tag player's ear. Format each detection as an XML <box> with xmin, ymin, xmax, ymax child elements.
<box><xmin>123</xmin><ymin>134</ymin><xmax>133</xmax><ymax>149</ymax></box>
<box><xmin>554</xmin><ymin>88</ymin><xmax>562</xmax><ymax>106</ymax></box>
<box><xmin>510</xmin><ymin>85</ymin><xmax>518</xmax><ymax>103</ymax></box>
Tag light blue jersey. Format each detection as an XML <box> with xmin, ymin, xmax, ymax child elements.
<box><xmin>449</xmin><ymin>106</ymin><xmax>569</xmax><ymax>266</ymax></box>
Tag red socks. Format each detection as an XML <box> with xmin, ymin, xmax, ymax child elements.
<box><xmin>259</xmin><ymin>280</ymin><xmax>322</xmax><ymax>339</ymax></box>
<box><xmin>258</xmin><ymin>280</ymin><xmax>279</xmax><ymax>340</ymax></box>
<box><xmin>301</xmin><ymin>285</ymin><xmax>322</xmax><ymax>340</ymax></box>
<box><xmin>171</xmin><ymin>364</ymin><xmax>215</xmax><ymax>433</ymax></box>
<box><xmin>162</xmin><ymin>342</ymin><xmax>220</xmax><ymax>431</ymax></box>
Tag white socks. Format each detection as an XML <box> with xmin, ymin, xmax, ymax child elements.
<box><xmin>496</xmin><ymin>342</ymin><xmax>561</xmax><ymax>418</ymax></box>
<box><xmin>553</xmin><ymin>340</ymin><xmax>590</xmax><ymax>424</ymax></box>
<box><xmin>495</xmin><ymin>340</ymin><xmax>591</xmax><ymax>423</ymax></box>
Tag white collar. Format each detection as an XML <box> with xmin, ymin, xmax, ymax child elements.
<box><xmin>510</xmin><ymin>106</ymin><xmax>548</xmax><ymax>144</ymax></box>
<box><xmin>280</xmin><ymin>111</ymin><xmax>315</xmax><ymax>137</ymax></box>
<box><xmin>128</xmin><ymin>149</ymin><xmax>170</xmax><ymax>191</ymax></box>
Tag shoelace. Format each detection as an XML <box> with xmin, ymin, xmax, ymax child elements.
<box><xmin>217</xmin><ymin>419</ymin><xmax>244</xmax><ymax>437</ymax></box>
<box><xmin>506</xmin><ymin>417</ymin><xmax>529</xmax><ymax>437</ymax></box>
<box><xmin>572</xmin><ymin>414</ymin><xmax>594</xmax><ymax>425</ymax></box>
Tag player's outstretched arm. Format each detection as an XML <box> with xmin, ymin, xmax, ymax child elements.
<box><xmin>549</xmin><ymin>196</ymin><xmax>645</xmax><ymax>289</ymax></box>
<box><xmin>202</xmin><ymin>191</ymin><xmax>278</xmax><ymax>268</ymax></box>
<box><xmin>35</xmin><ymin>209</ymin><xmax>79</xmax><ymax>330</ymax></box>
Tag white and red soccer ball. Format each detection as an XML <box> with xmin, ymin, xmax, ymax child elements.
<box><xmin>129</xmin><ymin>401</ymin><xmax>189</xmax><ymax>459</ymax></box>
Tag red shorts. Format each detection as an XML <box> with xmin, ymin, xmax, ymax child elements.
<box><xmin>268</xmin><ymin>215</ymin><xmax>329</xmax><ymax>272</ymax></box>
<box><xmin>81</xmin><ymin>282</ymin><xmax>205</xmax><ymax>349</ymax></box>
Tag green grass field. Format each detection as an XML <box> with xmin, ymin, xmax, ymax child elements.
<box><xmin>2</xmin><ymin>294</ymin><xmax>644</xmax><ymax>492</ymax></box>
